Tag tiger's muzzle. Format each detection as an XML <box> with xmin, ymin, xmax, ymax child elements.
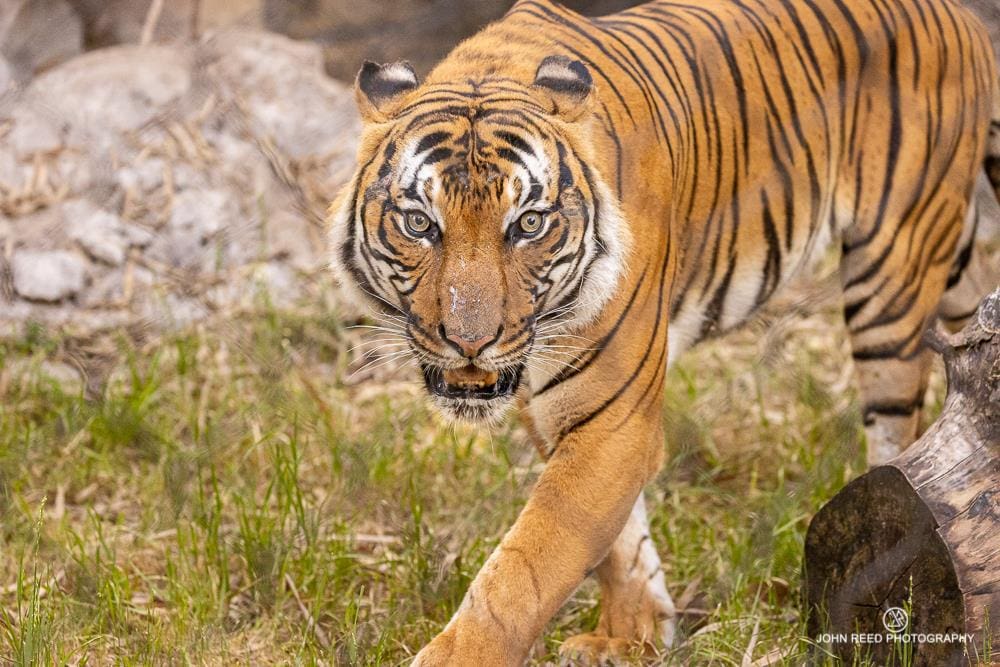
<box><xmin>420</xmin><ymin>361</ymin><xmax>525</xmax><ymax>424</ymax></box>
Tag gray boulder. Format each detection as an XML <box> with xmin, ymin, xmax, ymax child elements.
<box><xmin>11</xmin><ymin>250</ymin><xmax>88</xmax><ymax>302</ymax></box>
<box><xmin>8</xmin><ymin>45</ymin><xmax>192</xmax><ymax>153</ymax></box>
<box><xmin>63</xmin><ymin>199</ymin><xmax>129</xmax><ymax>266</ymax></box>
<box><xmin>200</xmin><ymin>30</ymin><xmax>358</xmax><ymax>158</ymax></box>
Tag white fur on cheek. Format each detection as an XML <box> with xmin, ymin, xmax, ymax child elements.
<box><xmin>569</xmin><ymin>176</ymin><xmax>632</xmax><ymax>327</ymax></box>
<box><xmin>327</xmin><ymin>179</ymin><xmax>380</xmax><ymax>315</ymax></box>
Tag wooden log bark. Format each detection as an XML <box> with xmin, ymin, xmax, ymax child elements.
<box><xmin>804</xmin><ymin>286</ymin><xmax>1000</xmax><ymax>666</ymax></box>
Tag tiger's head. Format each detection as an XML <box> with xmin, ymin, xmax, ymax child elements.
<box><xmin>330</xmin><ymin>56</ymin><xmax>630</xmax><ymax>424</ymax></box>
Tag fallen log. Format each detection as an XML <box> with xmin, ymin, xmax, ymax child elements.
<box><xmin>804</xmin><ymin>286</ymin><xmax>1000</xmax><ymax>666</ymax></box>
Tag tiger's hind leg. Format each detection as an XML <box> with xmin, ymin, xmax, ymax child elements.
<box><xmin>939</xmin><ymin>202</ymin><xmax>998</xmax><ymax>332</ymax></box>
<box><xmin>840</xmin><ymin>194</ymin><xmax>971</xmax><ymax>467</ymax></box>
<box><xmin>559</xmin><ymin>495</ymin><xmax>676</xmax><ymax>664</ymax></box>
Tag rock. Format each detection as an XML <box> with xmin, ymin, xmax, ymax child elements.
<box><xmin>0</xmin><ymin>29</ymin><xmax>360</xmax><ymax>334</ymax></box>
<box><xmin>252</xmin><ymin>261</ymin><xmax>301</xmax><ymax>307</ymax></box>
<box><xmin>2</xmin><ymin>106</ymin><xmax>62</xmax><ymax>157</ymax></box>
<box><xmin>0</xmin><ymin>0</ymin><xmax>83</xmax><ymax>81</ymax></box>
<box><xmin>202</xmin><ymin>30</ymin><xmax>359</xmax><ymax>158</ymax></box>
<box><xmin>63</xmin><ymin>199</ymin><xmax>128</xmax><ymax>266</ymax></box>
<box><xmin>264</xmin><ymin>208</ymin><xmax>318</xmax><ymax>270</ymax></box>
<box><xmin>115</xmin><ymin>158</ymin><xmax>166</xmax><ymax>194</ymax></box>
<box><xmin>206</xmin><ymin>130</ymin><xmax>275</xmax><ymax>193</ymax></box>
<box><xmin>0</xmin><ymin>56</ymin><xmax>12</xmax><ymax>95</ymax></box>
<box><xmin>52</xmin><ymin>150</ymin><xmax>99</xmax><ymax>194</ymax></box>
<box><xmin>7</xmin><ymin>206</ymin><xmax>64</xmax><ymax>249</ymax></box>
<box><xmin>148</xmin><ymin>187</ymin><xmax>238</xmax><ymax>271</ymax></box>
<box><xmin>11</xmin><ymin>250</ymin><xmax>88</xmax><ymax>302</ymax></box>
<box><xmin>976</xmin><ymin>174</ymin><xmax>1000</xmax><ymax>243</ymax></box>
<box><xmin>0</xmin><ymin>151</ymin><xmax>19</xmax><ymax>187</ymax></box>
<box><xmin>169</xmin><ymin>188</ymin><xmax>228</xmax><ymax>240</ymax></box>
<box><xmin>79</xmin><ymin>266</ymin><xmax>124</xmax><ymax>308</ymax></box>
<box><xmin>11</xmin><ymin>45</ymin><xmax>192</xmax><ymax>150</ymax></box>
<box><xmin>123</xmin><ymin>224</ymin><xmax>155</xmax><ymax>249</ymax></box>
<box><xmin>3</xmin><ymin>358</ymin><xmax>83</xmax><ymax>390</ymax></box>
<box><xmin>138</xmin><ymin>292</ymin><xmax>206</xmax><ymax>331</ymax></box>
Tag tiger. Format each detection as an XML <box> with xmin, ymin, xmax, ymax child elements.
<box><xmin>328</xmin><ymin>0</ymin><xmax>1000</xmax><ymax>662</ymax></box>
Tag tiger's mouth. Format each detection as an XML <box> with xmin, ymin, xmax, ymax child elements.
<box><xmin>420</xmin><ymin>363</ymin><xmax>524</xmax><ymax>423</ymax></box>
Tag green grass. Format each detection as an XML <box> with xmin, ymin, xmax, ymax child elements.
<box><xmin>0</xmin><ymin>279</ymin><xmax>971</xmax><ymax>665</ymax></box>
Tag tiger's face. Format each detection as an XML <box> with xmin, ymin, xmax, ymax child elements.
<box><xmin>331</xmin><ymin>58</ymin><xmax>629</xmax><ymax>424</ymax></box>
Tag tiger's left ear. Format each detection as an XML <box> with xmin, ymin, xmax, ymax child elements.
<box><xmin>532</xmin><ymin>55</ymin><xmax>593</xmax><ymax>121</ymax></box>
<box><xmin>356</xmin><ymin>60</ymin><xmax>419</xmax><ymax>123</ymax></box>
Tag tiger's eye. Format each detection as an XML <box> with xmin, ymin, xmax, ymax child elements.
<box><xmin>518</xmin><ymin>211</ymin><xmax>544</xmax><ymax>234</ymax></box>
<box><xmin>405</xmin><ymin>211</ymin><xmax>431</xmax><ymax>234</ymax></box>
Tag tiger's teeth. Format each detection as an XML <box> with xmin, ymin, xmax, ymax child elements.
<box><xmin>442</xmin><ymin>365</ymin><xmax>498</xmax><ymax>389</ymax></box>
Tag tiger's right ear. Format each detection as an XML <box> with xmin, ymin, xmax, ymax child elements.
<box><xmin>355</xmin><ymin>61</ymin><xmax>419</xmax><ymax>123</ymax></box>
<box><xmin>532</xmin><ymin>55</ymin><xmax>593</xmax><ymax>121</ymax></box>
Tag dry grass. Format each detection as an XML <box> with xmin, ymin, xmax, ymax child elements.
<box><xmin>0</xmin><ymin>261</ymin><xmax>985</xmax><ymax>665</ymax></box>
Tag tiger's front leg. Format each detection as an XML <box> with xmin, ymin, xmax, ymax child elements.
<box><xmin>559</xmin><ymin>494</ymin><xmax>676</xmax><ymax>663</ymax></box>
<box><xmin>412</xmin><ymin>412</ymin><xmax>665</xmax><ymax>666</ymax></box>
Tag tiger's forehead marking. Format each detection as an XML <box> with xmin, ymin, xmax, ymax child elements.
<box><xmin>394</xmin><ymin>114</ymin><xmax>555</xmax><ymax>214</ymax></box>
<box><xmin>395</xmin><ymin>77</ymin><xmax>550</xmax><ymax>118</ymax></box>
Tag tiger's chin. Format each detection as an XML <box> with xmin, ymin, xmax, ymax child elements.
<box><xmin>421</xmin><ymin>363</ymin><xmax>524</xmax><ymax>425</ymax></box>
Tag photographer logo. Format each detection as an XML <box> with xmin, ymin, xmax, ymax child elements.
<box><xmin>882</xmin><ymin>607</ymin><xmax>908</xmax><ymax>634</ymax></box>
<box><xmin>817</xmin><ymin>604</ymin><xmax>972</xmax><ymax>647</ymax></box>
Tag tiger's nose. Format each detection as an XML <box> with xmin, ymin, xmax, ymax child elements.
<box><xmin>441</xmin><ymin>325</ymin><xmax>501</xmax><ymax>359</ymax></box>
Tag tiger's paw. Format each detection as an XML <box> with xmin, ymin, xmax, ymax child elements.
<box><xmin>558</xmin><ymin>601</ymin><xmax>676</xmax><ymax>665</ymax></box>
<box><xmin>558</xmin><ymin>633</ymin><xmax>645</xmax><ymax>665</ymax></box>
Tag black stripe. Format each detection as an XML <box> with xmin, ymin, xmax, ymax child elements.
<box><xmin>863</xmin><ymin>397</ymin><xmax>923</xmax><ymax>423</ymax></box>
<box><xmin>536</xmin><ymin>267</ymin><xmax>648</xmax><ymax>396</ymax></box>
